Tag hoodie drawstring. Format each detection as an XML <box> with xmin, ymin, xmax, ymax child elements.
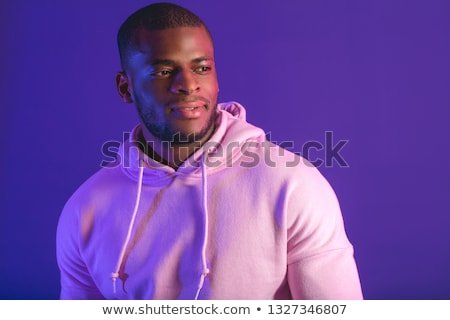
<box><xmin>111</xmin><ymin>156</ymin><xmax>210</xmax><ymax>298</ymax></box>
<box><xmin>111</xmin><ymin>160</ymin><xmax>145</xmax><ymax>295</ymax></box>
<box><xmin>194</xmin><ymin>155</ymin><xmax>210</xmax><ymax>300</ymax></box>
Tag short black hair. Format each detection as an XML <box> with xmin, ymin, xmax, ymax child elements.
<box><xmin>117</xmin><ymin>2</ymin><xmax>212</xmax><ymax>70</ymax></box>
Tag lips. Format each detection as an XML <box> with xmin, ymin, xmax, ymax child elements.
<box><xmin>170</xmin><ymin>102</ymin><xmax>206</xmax><ymax>119</ymax></box>
<box><xmin>170</xmin><ymin>100</ymin><xmax>208</xmax><ymax>119</ymax></box>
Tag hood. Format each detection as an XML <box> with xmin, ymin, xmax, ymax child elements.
<box><xmin>117</xmin><ymin>101</ymin><xmax>266</xmax><ymax>186</ymax></box>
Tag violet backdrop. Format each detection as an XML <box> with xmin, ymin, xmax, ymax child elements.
<box><xmin>1</xmin><ymin>0</ymin><xmax>449</xmax><ymax>299</ymax></box>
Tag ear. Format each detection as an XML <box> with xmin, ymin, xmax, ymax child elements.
<box><xmin>115</xmin><ymin>71</ymin><xmax>133</xmax><ymax>103</ymax></box>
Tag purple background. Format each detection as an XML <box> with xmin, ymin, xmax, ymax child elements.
<box><xmin>1</xmin><ymin>0</ymin><xmax>449</xmax><ymax>299</ymax></box>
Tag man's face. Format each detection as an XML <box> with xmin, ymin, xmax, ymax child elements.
<box><xmin>117</xmin><ymin>26</ymin><xmax>219</xmax><ymax>144</ymax></box>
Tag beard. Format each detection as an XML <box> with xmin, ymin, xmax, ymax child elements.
<box><xmin>137</xmin><ymin>102</ymin><xmax>217</xmax><ymax>145</ymax></box>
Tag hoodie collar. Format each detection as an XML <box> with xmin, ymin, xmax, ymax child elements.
<box><xmin>117</xmin><ymin>101</ymin><xmax>265</xmax><ymax>186</ymax></box>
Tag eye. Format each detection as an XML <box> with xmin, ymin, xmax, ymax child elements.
<box><xmin>150</xmin><ymin>69</ymin><xmax>173</xmax><ymax>78</ymax></box>
<box><xmin>194</xmin><ymin>65</ymin><xmax>212</xmax><ymax>74</ymax></box>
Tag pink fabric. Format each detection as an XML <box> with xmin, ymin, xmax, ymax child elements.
<box><xmin>56</xmin><ymin>101</ymin><xmax>363</xmax><ymax>299</ymax></box>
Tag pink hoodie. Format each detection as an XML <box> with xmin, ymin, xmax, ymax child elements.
<box><xmin>56</xmin><ymin>102</ymin><xmax>363</xmax><ymax>299</ymax></box>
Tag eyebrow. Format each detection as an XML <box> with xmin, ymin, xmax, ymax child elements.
<box><xmin>150</xmin><ymin>59</ymin><xmax>175</xmax><ymax>66</ymax></box>
<box><xmin>192</xmin><ymin>56</ymin><xmax>214</xmax><ymax>64</ymax></box>
<box><xmin>149</xmin><ymin>56</ymin><xmax>213</xmax><ymax>66</ymax></box>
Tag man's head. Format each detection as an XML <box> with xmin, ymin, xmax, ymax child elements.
<box><xmin>117</xmin><ymin>2</ymin><xmax>213</xmax><ymax>72</ymax></box>
<box><xmin>116</xmin><ymin>2</ymin><xmax>219</xmax><ymax>144</ymax></box>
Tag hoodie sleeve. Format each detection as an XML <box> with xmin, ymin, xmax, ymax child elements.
<box><xmin>285</xmin><ymin>163</ymin><xmax>363</xmax><ymax>299</ymax></box>
<box><xmin>56</xmin><ymin>195</ymin><xmax>105</xmax><ymax>300</ymax></box>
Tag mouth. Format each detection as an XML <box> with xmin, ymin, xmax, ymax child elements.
<box><xmin>177</xmin><ymin>106</ymin><xmax>198</xmax><ymax>111</ymax></box>
<box><xmin>170</xmin><ymin>103</ymin><xmax>207</xmax><ymax>119</ymax></box>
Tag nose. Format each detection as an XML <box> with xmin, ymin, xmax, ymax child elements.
<box><xmin>170</xmin><ymin>69</ymin><xmax>200</xmax><ymax>94</ymax></box>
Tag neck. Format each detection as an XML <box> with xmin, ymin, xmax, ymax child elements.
<box><xmin>139</xmin><ymin>126</ymin><xmax>215</xmax><ymax>170</ymax></box>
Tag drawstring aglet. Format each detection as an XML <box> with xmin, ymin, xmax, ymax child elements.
<box><xmin>111</xmin><ymin>272</ymin><xmax>119</xmax><ymax>294</ymax></box>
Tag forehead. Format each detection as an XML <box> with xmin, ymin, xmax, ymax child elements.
<box><xmin>132</xmin><ymin>26</ymin><xmax>214</xmax><ymax>58</ymax></box>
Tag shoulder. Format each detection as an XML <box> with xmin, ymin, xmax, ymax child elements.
<box><xmin>230</xmin><ymin>139</ymin><xmax>338</xmax><ymax>211</ymax></box>
<box><xmin>256</xmin><ymin>142</ymin><xmax>341</xmax><ymax>215</ymax></box>
<box><xmin>58</xmin><ymin>165</ymin><xmax>132</xmax><ymax>223</ymax></box>
<box><xmin>242</xmin><ymin>140</ymin><xmax>330</xmax><ymax>183</ymax></box>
